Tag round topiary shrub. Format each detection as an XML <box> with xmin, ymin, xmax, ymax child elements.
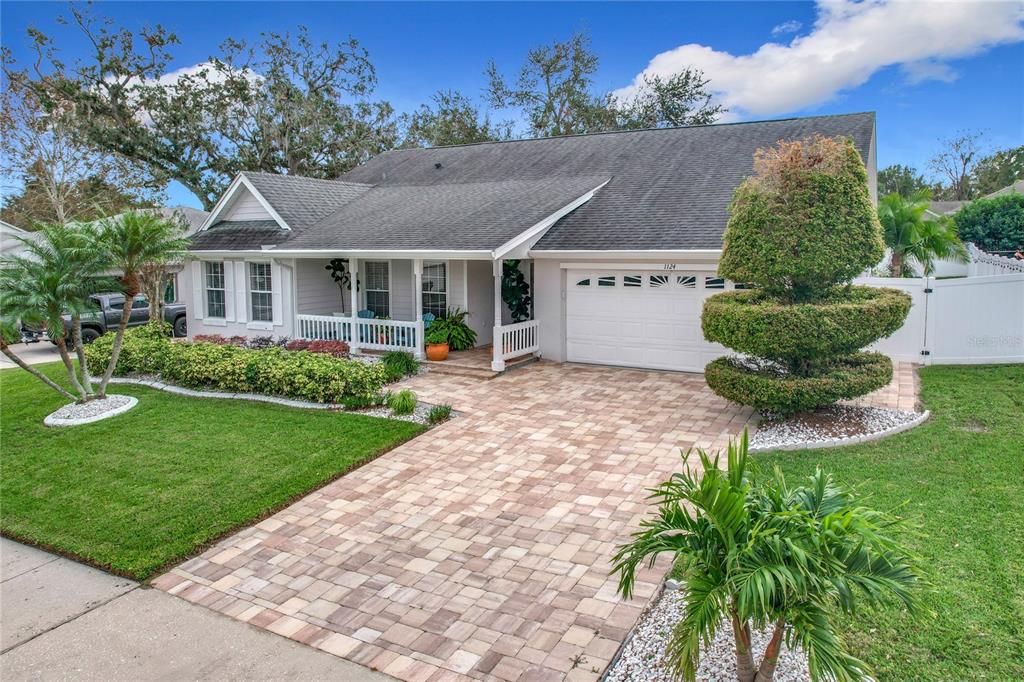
<box><xmin>702</xmin><ymin>135</ymin><xmax>909</xmax><ymax>414</ymax></box>
<box><xmin>702</xmin><ymin>286</ymin><xmax>911</xmax><ymax>369</ymax></box>
<box><xmin>718</xmin><ymin>135</ymin><xmax>885</xmax><ymax>302</ymax></box>
<box><xmin>705</xmin><ymin>353</ymin><xmax>892</xmax><ymax>415</ymax></box>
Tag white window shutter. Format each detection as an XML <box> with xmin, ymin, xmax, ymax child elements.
<box><xmin>224</xmin><ymin>261</ymin><xmax>235</xmax><ymax>322</ymax></box>
<box><xmin>191</xmin><ymin>261</ymin><xmax>203</xmax><ymax>317</ymax></box>
<box><xmin>234</xmin><ymin>262</ymin><xmax>248</xmax><ymax>323</ymax></box>
<box><xmin>271</xmin><ymin>261</ymin><xmax>283</xmax><ymax>326</ymax></box>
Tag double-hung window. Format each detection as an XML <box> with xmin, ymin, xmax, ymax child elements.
<box><xmin>422</xmin><ymin>261</ymin><xmax>448</xmax><ymax>318</ymax></box>
<box><xmin>249</xmin><ymin>262</ymin><xmax>273</xmax><ymax>322</ymax></box>
<box><xmin>364</xmin><ymin>261</ymin><xmax>390</xmax><ymax>317</ymax></box>
<box><xmin>204</xmin><ymin>262</ymin><xmax>226</xmax><ymax>318</ymax></box>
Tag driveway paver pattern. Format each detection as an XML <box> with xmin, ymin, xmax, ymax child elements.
<box><xmin>153</xmin><ymin>362</ymin><xmax>764</xmax><ymax>680</ymax></box>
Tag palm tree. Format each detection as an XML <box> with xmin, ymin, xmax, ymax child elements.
<box><xmin>94</xmin><ymin>210</ymin><xmax>189</xmax><ymax>398</ymax></box>
<box><xmin>0</xmin><ymin>223</ymin><xmax>115</xmax><ymax>402</ymax></box>
<box><xmin>612</xmin><ymin>432</ymin><xmax>920</xmax><ymax>682</ymax></box>
<box><xmin>878</xmin><ymin>190</ymin><xmax>968</xmax><ymax>277</ymax></box>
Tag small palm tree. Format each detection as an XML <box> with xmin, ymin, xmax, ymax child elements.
<box><xmin>0</xmin><ymin>223</ymin><xmax>116</xmax><ymax>402</ymax></box>
<box><xmin>94</xmin><ymin>210</ymin><xmax>189</xmax><ymax>398</ymax></box>
<box><xmin>612</xmin><ymin>432</ymin><xmax>920</xmax><ymax>682</ymax></box>
<box><xmin>878</xmin><ymin>190</ymin><xmax>968</xmax><ymax>276</ymax></box>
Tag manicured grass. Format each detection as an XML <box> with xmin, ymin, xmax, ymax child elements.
<box><xmin>0</xmin><ymin>362</ymin><xmax>425</xmax><ymax>580</ymax></box>
<box><xmin>758</xmin><ymin>365</ymin><xmax>1024</xmax><ymax>681</ymax></box>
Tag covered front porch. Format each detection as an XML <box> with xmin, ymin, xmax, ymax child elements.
<box><xmin>292</xmin><ymin>256</ymin><xmax>538</xmax><ymax>371</ymax></box>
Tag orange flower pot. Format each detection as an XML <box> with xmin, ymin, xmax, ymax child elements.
<box><xmin>426</xmin><ymin>342</ymin><xmax>449</xmax><ymax>361</ymax></box>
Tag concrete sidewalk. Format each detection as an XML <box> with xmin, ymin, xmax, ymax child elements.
<box><xmin>0</xmin><ymin>539</ymin><xmax>391</xmax><ymax>681</ymax></box>
<box><xmin>0</xmin><ymin>342</ymin><xmax>59</xmax><ymax>369</ymax></box>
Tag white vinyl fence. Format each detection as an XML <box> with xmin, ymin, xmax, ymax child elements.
<box><xmin>967</xmin><ymin>244</ymin><xmax>1024</xmax><ymax>276</ymax></box>
<box><xmin>857</xmin><ymin>274</ymin><xmax>1024</xmax><ymax>364</ymax></box>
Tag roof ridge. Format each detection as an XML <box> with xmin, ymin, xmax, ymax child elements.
<box><xmin>385</xmin><ymin>111</ymin><xmax>876</xmax><ymax>152</ymax></box>
<box><xmin>240</xmin><ymin>171</ymin><xmax>374</xmax><ymax>188</ymax></box>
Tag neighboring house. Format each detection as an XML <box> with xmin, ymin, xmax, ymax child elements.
<box><xmin>0</xmin><ymin>220</ymin><xmax>40</xmax><ymax>260</ymax></box>
<box><xmin>184</xmin><ymin>112</ymin><xmax>877</xmax><ymax>372</ymax></box>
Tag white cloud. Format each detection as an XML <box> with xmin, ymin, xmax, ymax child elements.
<box><xmin>613</xmin><ymin>0</ymin><xmax>1024</xmax><ymax>118</ymax></box>
<box><xmin>771</xmin><ymin>20</ymin><xmax>803</xmax><ymax>37</ymax></box>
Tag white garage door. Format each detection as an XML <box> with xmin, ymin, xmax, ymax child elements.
<box><xmin>565</xmin><ymin>270</ymin><xmax>728</xmax><ymax>373</ymax></box>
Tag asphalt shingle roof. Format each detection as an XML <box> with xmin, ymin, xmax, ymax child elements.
<box><xmin>189</xmin><ymin>220</ymin><xmax>287</xmax><ymax>251</ymax></box>
<box><xmin>189</xmin><ymin>112</ymin><xmax>875</xmax><ymax>254</ymax></box>
<box><xmin>342</xmin><ymin>112</ymin><xmax>876</xmax><ymax>251</ymax></box>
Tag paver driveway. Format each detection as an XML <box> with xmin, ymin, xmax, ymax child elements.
<box><xmin>154</xmin><ymin>362</ymin><xmax>755</xmax><ymax>681</ymax></box>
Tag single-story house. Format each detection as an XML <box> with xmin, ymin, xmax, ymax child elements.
<box><xmin>184</xmin><ymin>111</ymin><xmax>876</xmax><ymax>372</ymax></box>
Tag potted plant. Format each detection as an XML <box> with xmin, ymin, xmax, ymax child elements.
<box><xmin>425</xmin><ymin>324</ymin><xmax>449</xmax><ymax>361</ymax></box>
<box><xmin>423</xmin><ymin>308</ymin><xmax>477</xmax><ymax>361</ymax></box>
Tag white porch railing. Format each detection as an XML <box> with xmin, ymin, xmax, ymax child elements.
<box><xmin>356</xmin><ymin>318</ymin><xmax>423</xmax><ymax>353</ymax></box>
<box><xmin>492</xmin><ymin>319</ymin><xmax>540</xmax><ymax>371</ymax></box>
<box><xmin>296</xmin><ymin>314</ymin><xmax>352</xmax><ymax>342</ymax></box>
<box><xmin>295</xmin><ymin>314</ymin><xmax>423</xmax><ymax>356</ymax></box>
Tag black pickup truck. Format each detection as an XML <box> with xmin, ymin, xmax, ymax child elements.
<box><xmin>61</xmin><ymin>293</ymin><xmax>188</xmax><ymax>343</ymax></box>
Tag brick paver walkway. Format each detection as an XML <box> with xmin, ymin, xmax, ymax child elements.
<box><xmin>153</xmin><ymin>362</ymin><xmax>755</xmax><ymax>681</ymax></box>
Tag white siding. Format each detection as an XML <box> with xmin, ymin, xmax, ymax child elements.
<box><xmin>183</xmin><ymin>257</ymin><xmax>294</xmax><ymax>339</ymax></box>
<box><xmin>222</xmin><ymin>188</ymin><xmax>273</xmax><ymax>221</ymax></box>
<box><xmin>296</xmin><ymin>259</ymin><xmax>345</xmax><ymax>315</ymax></box>
<box><xmin>390</xmin><ymin>259</ymin><xmax>414</xmax><ymax>320</ymax></box>
<box><xmin>465</xmin><ymin>260</ymin><xmax>495</xmax><ymax>346</ymax></box>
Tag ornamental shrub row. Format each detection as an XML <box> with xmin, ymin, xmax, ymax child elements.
<box><xmin>85</xmin><ymin>327</ymin><xmax>389</xmax><ymax>403</ymax></box>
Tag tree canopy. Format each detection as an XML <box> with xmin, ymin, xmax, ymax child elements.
<box><xmin>877</xmin><ymin>164</ymin><xmax>930</xmax><ymax>198</ymax></box>
<box><xmin>3</xmin><ymin>5</ymin><xmax>396</xmax><ymax>210</ymax></box>
<box><xmin>400</xmin><ymin>90</ymin><xmax>512</xmax><ymax>148</ymax></box>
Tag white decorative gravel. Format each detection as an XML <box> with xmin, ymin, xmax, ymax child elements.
<box><xmin>44</xmin><ymin>394</ymin><xmax>138</xmax><ymax>427</ymax></box>
<box><xmin>750</xmin><ymin>405</ymin><xmax>928</xmax><ymax>452</ymax></box>
<box><xmin>357</xmin><ymin>402</ymin><xmax>437</xmax><ymax>425</ymax></box>
<box><xmin>606</xmin><ymin>587</ymin><xmax>810</xmax><ymax>682</ymax></box>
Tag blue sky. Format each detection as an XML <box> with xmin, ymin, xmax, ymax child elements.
<box><xmin>2</xmin><ymin>1</ymin><xmax>1022</xmax><ymax>209</ymax></box>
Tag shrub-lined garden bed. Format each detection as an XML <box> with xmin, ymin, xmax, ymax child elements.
<box><xmin>85</xmin><ymin>326</ymin><xmax>394</xmax><ymax>404</ymax></box>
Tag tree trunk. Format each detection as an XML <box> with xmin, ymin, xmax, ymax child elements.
<box><xmin>97</xmin><ymin>296</ymin><xmax>134</xmax><ymax>398</ymax></box>
<box><xmin>754</xmin><ymin>619</ymin><xmax>787</xmax><ymax>682</ymax></box>
<box><xmin>732</xmin><ymin>612</ymin><xmax>757</xmax><ymax>682</ymax></box>
<box><xmin>71</xmin><ymin>316</ymin><xmax>94</xmax><ymax>397</ymax></box>
<box><xmin>890</xmin><ymin>251</ymin><xmax>904</xmax><ymax>278</ymax></box>
<box><xmin>53</xmin><ymin>334</ymin><xmax>88</xmax><ymax>402</ymax></box>
<box><xmin>0</xmin><ymin>340</ymin><xmax>78</xmax><ymax>402</ymax></box>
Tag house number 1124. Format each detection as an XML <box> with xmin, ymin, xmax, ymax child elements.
<box><xmin>662</xmin><ymin>264</ymin><xmax>678</xmax><ymax>270</ymax></box>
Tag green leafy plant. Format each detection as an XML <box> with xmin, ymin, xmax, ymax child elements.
<box><xmin>340</xmin><ymin>393</ymin><xmax>386</xmax><ymax>410</ymax></box>
<box><xmin>703</xmin><ymin>136</ymin><xmax>910</xmax><ymax>413</ymax></box>
<box><xmin>425</xmin><ymin>308</ymin><xmax>477</xmax><ymax>351</ymax></box>
<box><xmin>85</xmin><ymin>329</ymin><xmax>390</xmax><ymax>403</ymax></box>
<box><xmin>0</xmin><ymin>222</ymin><xmax>117</xmax><ymax>403</ymax></box>
<box><xmin>324</xmin><ymin>258</ymin><xmax>359</xmax><ymax>314</ymax></box>
<box><xmin>387</xmin><ymin>389</ymin><xmax>417</xmax><ymax>415</ymax></box>
<box><xmin>427</xmin><ymin>403</ymin><xmax>452</xmax><ymax>423</ymax></box>
<box><xmin>501</xmin><ymin>259</ymin><xmax>532</xmax><ymax>322</ymax></box>
<box><xmin>877</xmin><ymin>190</ymin><xmax>968</xmax><ymax>276</ymax></box>
<box><xmin>613</xmin><ymin>431</ymin><xmax>920</xmax><ymax>682</ymax></box>
<box><xmin>954</xmin><ymin>193</ymin><xmax>1024</xmax><ymax>253</ymax></box>
<box><xmin>382</xmin><ymin>350</ymin><xmax>419</xmax><ymax>376</ymax></box>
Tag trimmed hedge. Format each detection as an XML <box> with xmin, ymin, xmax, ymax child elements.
<box><xmin>705</xmin><ymin>352</ymin><xmax>893</xmax><ymax>415</ymax></box>
<box><xmin>85</xmin><ymin>327</ymin><xmax>389</xmax><ymax>403</ymax></box>
<box><xmin>702</xmin><ymin>286</ymin><xmax>911</xmax><ymax>366</ymax></box>
<box><xmin>954</xmin><ymin>193</ymin><xmax>1024</xmax><ymax>253</ymax></box>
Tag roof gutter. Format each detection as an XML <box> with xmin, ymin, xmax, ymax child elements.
<box><xmin>188</xmin><ymin>248</ymin><xmax>496</xmax><ymax>260</ymax></box>
<box><xmin>528</xmin><ymin>249</ymin><xmax>722</xmax><ymax>260</ymax></box>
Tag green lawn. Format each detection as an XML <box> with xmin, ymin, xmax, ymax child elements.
<box><xmin>758</xmin><ymin>365</ymin><xmax>1024</xmax><ymax>681</ymax></box>
<box><xmin>0</xmin><ymin>362</ymin><xmax>425</xmax><ymax>580</ymax></box>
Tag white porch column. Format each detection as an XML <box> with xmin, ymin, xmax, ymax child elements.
<box><xmin>491</xmin><ymin>259</ymin><xmax>505</xmax><ymax>372</ymax></box>
<box><xmin>349</xmin><ymin>257</ymin><xmax>360</xmax><ymax>354</ymax></box>
<box><xmin>413</xmin><ymin>258</ymin><xmax>424</xmax><ymax>359</ymax></box>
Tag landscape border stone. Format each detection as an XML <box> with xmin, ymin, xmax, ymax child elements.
<box><xmin>749</xmin><ymin>409</ymin><xmax>930</xmax><ymax>453</ymax></box>
<box><xmin>44</xmin><ymin>395</ymin><xmax>139</xmax><ymax>427</ymax></box>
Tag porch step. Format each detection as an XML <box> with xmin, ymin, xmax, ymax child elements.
<box><xmin>424</xmin><ymin>352</ymin><xmax>538</xmax><ymax>380</ymax></box>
